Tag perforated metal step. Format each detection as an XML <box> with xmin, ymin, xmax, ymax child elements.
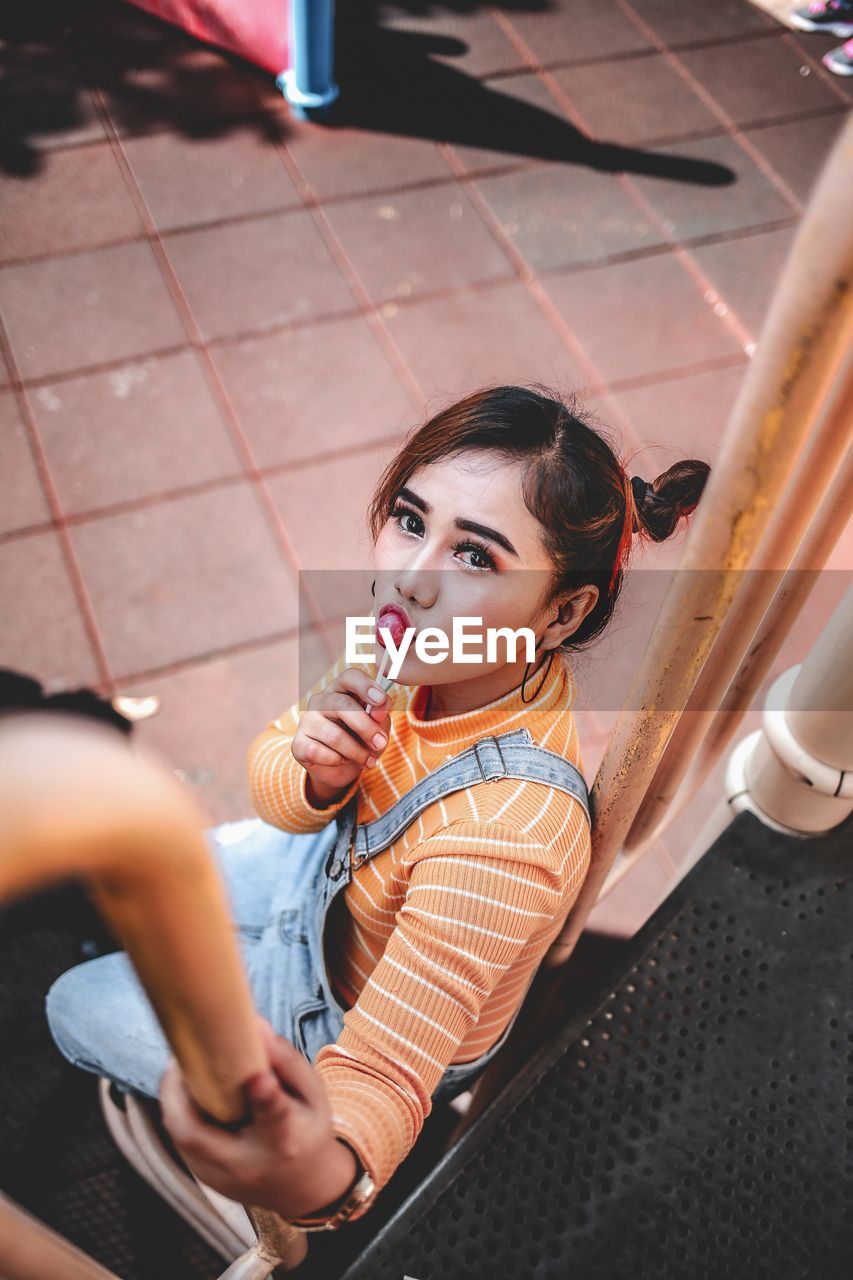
<box><xmin>341</xmin><ymin>810</ymin><xmax>853</xmax><ymax>1280</ymax></box>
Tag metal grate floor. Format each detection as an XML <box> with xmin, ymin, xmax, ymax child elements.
<box><xmin>341</xmin><ymin>810</ymin><xmax>853</xmax><ymax>1280</ymax></box>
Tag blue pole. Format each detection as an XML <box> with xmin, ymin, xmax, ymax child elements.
<box><xmin>277</xmin><ymin>0</ymin><xmax>339</xmax><ymax>121</ymax></box>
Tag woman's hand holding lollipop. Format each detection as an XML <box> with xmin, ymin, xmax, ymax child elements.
<box><xmin>291</xmin><ymin>610</ymin><xmax>404</xmax><ymax>807</ymax></box>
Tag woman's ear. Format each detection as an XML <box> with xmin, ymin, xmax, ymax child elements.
<box><xmin>547</xmin><ymin>586</ymin><xmax>599</xmax><ymax>646</ymax></box>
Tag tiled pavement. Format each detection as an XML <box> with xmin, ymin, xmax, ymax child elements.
<box><xmin>1</xmin><ymin>0</ymin><xmax>850</xmax><ymax>935</ymax></box>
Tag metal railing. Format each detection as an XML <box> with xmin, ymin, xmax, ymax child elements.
<box><xmin>454</xmin><ymin>112</ymin><xmax>852</xmax><ymax>1133</ymax></box>
<box><xmin>0</xmin><ymin>713</ymin><xmax>308</xmax><ymax>1276</ymax></box>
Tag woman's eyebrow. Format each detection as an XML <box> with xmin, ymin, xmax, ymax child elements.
<box><xmin>397</xmin><ymin>486</ymin><xmax>519</xmax><ymax>558</ymax></box>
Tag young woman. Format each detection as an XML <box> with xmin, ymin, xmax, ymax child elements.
<box><xmin>46</xmin><ymin>385</ymin><xmax>709</xmax><ymax>1230</ymax></box>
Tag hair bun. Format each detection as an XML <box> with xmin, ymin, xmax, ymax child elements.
<box><xmin>630</xmin><ymin>460</ymin><xmax>710</xmax><ymax>541</ymax></box>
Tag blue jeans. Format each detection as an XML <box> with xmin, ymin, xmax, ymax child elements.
<box><xmin>45</xmin><ymin>816</ymin><xmax>509</xmax><ymax>1105</ymax></box>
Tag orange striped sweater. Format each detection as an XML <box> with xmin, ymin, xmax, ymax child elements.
<box><xmin>246</xmin><ymin>648</ymin><xmax>591</xmax><ymax>1216</ymax></box>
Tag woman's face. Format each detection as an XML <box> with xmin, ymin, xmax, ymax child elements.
<box><xmin>370</xmin><ymin>449</ymin><xmax>597</xmax><ymax>697</ymax></box>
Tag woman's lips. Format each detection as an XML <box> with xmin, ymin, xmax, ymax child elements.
<box><xmin>376</xmin><ymin>604</ymin><xmax>410</xmax><ymax>649</ymax></box>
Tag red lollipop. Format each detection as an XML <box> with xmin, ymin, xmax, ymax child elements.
<box><xmin>376</xmin><ymin>608</ymin><xmax>406</xmax><ymax>649</ymax></box>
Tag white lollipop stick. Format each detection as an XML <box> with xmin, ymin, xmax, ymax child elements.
<box><xmin>364</xmin><ymin>645</ymin><xmax>393</xmax><ymax>716</ymax></box>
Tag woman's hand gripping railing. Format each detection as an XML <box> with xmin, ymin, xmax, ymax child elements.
<box><xmin>0</xmin><ymin>710</ymin><xmax>309</xmax><ymax>1275</ymax></box>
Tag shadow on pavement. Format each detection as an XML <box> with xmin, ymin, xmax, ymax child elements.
<box><xmin>1</xmin><ymin>0</ymin><xmax>734</xmax><ymax>189</ymax></box>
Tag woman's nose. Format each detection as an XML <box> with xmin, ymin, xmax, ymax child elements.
<box><xmin>393</xmin><ymin>564</ymin><xmax>440</xmax><ymax>610</ymax></box>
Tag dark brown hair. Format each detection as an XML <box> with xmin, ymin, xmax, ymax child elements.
<box><xmin>368</xmin><ymin>385</ymin><xmax>710</xmax><ymax>651</ymax></box>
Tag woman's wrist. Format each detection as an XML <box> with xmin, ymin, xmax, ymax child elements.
<box><xmin>305</xmin><ymin>773</ymin><xmax>349</xmax><ymax>810</ymax></box>
<box><xmin>279</xmin><ymin>1136</ymin><xmax>358</xmax><ymax>1221</ymax></box>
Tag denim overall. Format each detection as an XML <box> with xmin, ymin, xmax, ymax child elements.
<box><xmin>303</xmin><ymin>725</ymin><xmax>590</xmax><ymax>1103</ymax></box>
<box><xmin>46</xmin><ymin>726</ymin><xmax>589</xmax><ymax>1108</ymax></box>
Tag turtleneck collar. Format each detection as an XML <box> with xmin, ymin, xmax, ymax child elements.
<box><xmin>404</xmin><ymin>650</ymin><xmax>571</xmax><ymax>748</ymax></box>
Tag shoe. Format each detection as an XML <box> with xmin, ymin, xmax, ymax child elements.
<box><xmin>790</xmin><ymin>0</ymin><xmax>853</xmax><ymax>36</ymax></box>
<box><xmin>822</xmin><ymin>35</ymin><xmax>853</xmax><ymax>70</ymax></box>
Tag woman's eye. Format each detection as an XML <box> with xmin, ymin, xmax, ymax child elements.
<box><xmin>389</xmin><ymin>504</ymin><xmax>497</xmax><ymax>572</ymax></box>
<box><xmin>453</xmin><ymin>541</ymin><xmax>497</xmax><ymax>572</ymax></box>
<box><xmin>391</xmin><ymin>505</ymin><xmax>423</xmax><ymax>536</ymax></box>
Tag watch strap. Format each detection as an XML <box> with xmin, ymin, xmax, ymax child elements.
<box><xmin>288</xmin><ymin>1147</ymin><xmax>375</xmax><ymax>1231</ymax></box>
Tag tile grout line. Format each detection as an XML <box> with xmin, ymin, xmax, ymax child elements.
<box><xmin>0</xmin><ymin>214</ymin><xmax>796</xmax><ymax>406</ymax></box>
<box><xmin>5</xmin><ymin>27</ymin><xmax>785</xmax><ymax>165</ymax></box>
<box><xmin>3</xmin><ymin>342</ymin><xmax>191</xmax><ymax>393</ymax></box>
<box><xmin>80</xmin><ymin>83</ymin><xmax>349</xmax><ymax>677</ymax></box>
<box><xmin>6</xmin><ymin>98</ymin><xmax>844</xmax><ymax>273</ymax></box>
<box><xmin>0</xmin><ymin>207</ymin><xmax>803</xmax><ymax>325</ymax></box>
<box><xmin>0</xmin><ymin>427</ymin><xmax>411</xmax><ymax>542</ymax></box>
<box><xmin>108</xmin><ymin>624</ymin><xmax>325</xmax><ymax>690</ymax></box>
<box><xmin>236</xmin><ymin>82</ymin><xmax>449</xmax><ymax>662</ymax></box>
<box><xmin>609</xmin><ymin>348</ymin><xmax>751</xmax><ymax>393</ymax></box>
<box><xmin>439</xmin><ymin>141</ymin><xmax>610</xmax><ymax>403</ymax></box>
<box><xmin>611</xmin><ymin>0</ymin><xmax>808</xmax><ymax>212</ymax></box>
<box><xmin>237</xmin><ymin>76</ymin><xmax>427</xmax><ymax>412</ymax></box>
<box><xmin>485</xmin><ymin>22</ymin><xmax>790</xmax><ymax>77</ymax></box>
<box><xmin>0</xmin><ymin>346</ymin><xmax>751</xmax><ymax>548</ymax></box>
<box><xmin>99</xmin><ymin>597</ymin><xmax>381</xmax><ymax>690</ymax></box>
<box><xmin>489</xmin><ymin>6</ymin><xmax>784</xmax><ymax>356</ymax></box>
<box><xmin>0</xmin><ymin>316</ymin><xmax>115</xmax><ymax>692</ymax></box>
<box><xmin>778</xmin><ymin>29</ymin><xmax>853</xmax><ymax>106</ymax></box>
<box><xmin>0</xmin><ymin>19</ymin><xmax>115</xmax><ymax>695</ymax></box>
<box><xmin>541</xmin><ymin>67</ymin><xmax>758</xmax><ymax>354</ymax></box>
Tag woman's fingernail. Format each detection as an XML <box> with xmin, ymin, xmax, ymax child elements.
<box><xmin>367</xmin><ymin>687</ymin><xmax>385</xmax><ymax>703</ymax></box>
<box><xmin>372</xmin><ymin>732</ymin><xmax>386</xmax><ymax>748</ymax></box>
<box><xmin>366</xmin><ymin>755</ymin><xmax>376</xmax><ymax>768</ymax></box>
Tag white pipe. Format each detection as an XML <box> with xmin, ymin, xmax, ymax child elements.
<box><xmin>733</xmin><ymin>585</ymin><xmax>853</xmax><ymax>834</ymax></box>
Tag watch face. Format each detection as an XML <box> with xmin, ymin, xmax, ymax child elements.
<box><xmin>292</xmin><ymin>1171</ymin><xmax>376</xmax><ymax>1231</ymax></box>
<box><xmin>336</xmin><ymin>1171</ymin><xmax>376</xmax><ymax>1226</ymax></box>
<box><xmin>344</xmin><ymin>1172</ymin><xmax>376</xmax><ymax>1215</ymax></box>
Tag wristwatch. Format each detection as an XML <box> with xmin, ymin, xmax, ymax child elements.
<box><xmin>288</xmin><ymin>1144</ymin><xmax>375</xmax><ymax>1231</ymax></box>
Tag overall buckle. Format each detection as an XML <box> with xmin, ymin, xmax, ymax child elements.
<box><xmin>473</xmin><ymin>736</ymin><xmax>508</xmax><ymax>782</ymax></box>
<box><xmin>350</xmin><ymin>826</ymin><xmax>368</xmax><ymax>871</ymax></box>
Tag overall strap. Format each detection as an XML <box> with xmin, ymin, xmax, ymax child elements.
<box><xmin>337</xmin><ymin>727</ymin><xmax>590</xmax><ymax>872</ymax></box>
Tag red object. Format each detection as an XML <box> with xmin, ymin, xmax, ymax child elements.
<box><xmin>376</xmin><ymin>609</ymin><xmax>407</xmax><ymax>649</ymax></box>
<box><xmin>125</xmin><ymin>1</ymin><xmax>288</xmax><ymax>74</ymax></box>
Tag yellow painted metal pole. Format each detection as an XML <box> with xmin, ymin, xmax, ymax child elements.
<box><xmin>681</xmin><ymin>449</ymin><xmax>852</xmax><ymax>810</ymax></box>
<box><xmin>543</xmin><ymin>113</ymin><xmax>853</xmax><ymax>969</ymax></box>
<box><xmin>0</xmin><ymin>712</ymin><xmax>308</xmax><ymax>1270</ymax></box>
<box><xmin>0</xmin><ymin>712</ymin><xmax>267</xmax><ymax>1121</ymax></box>
<box><xmin>625</xmin><ymin>366</ymin><xmax>853</xmax><ymax>856</ymax></box>
<box><xmin>604</xmin><ymin>444</ymin><xmax>852</xmax><ymax>892</ymax></box>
